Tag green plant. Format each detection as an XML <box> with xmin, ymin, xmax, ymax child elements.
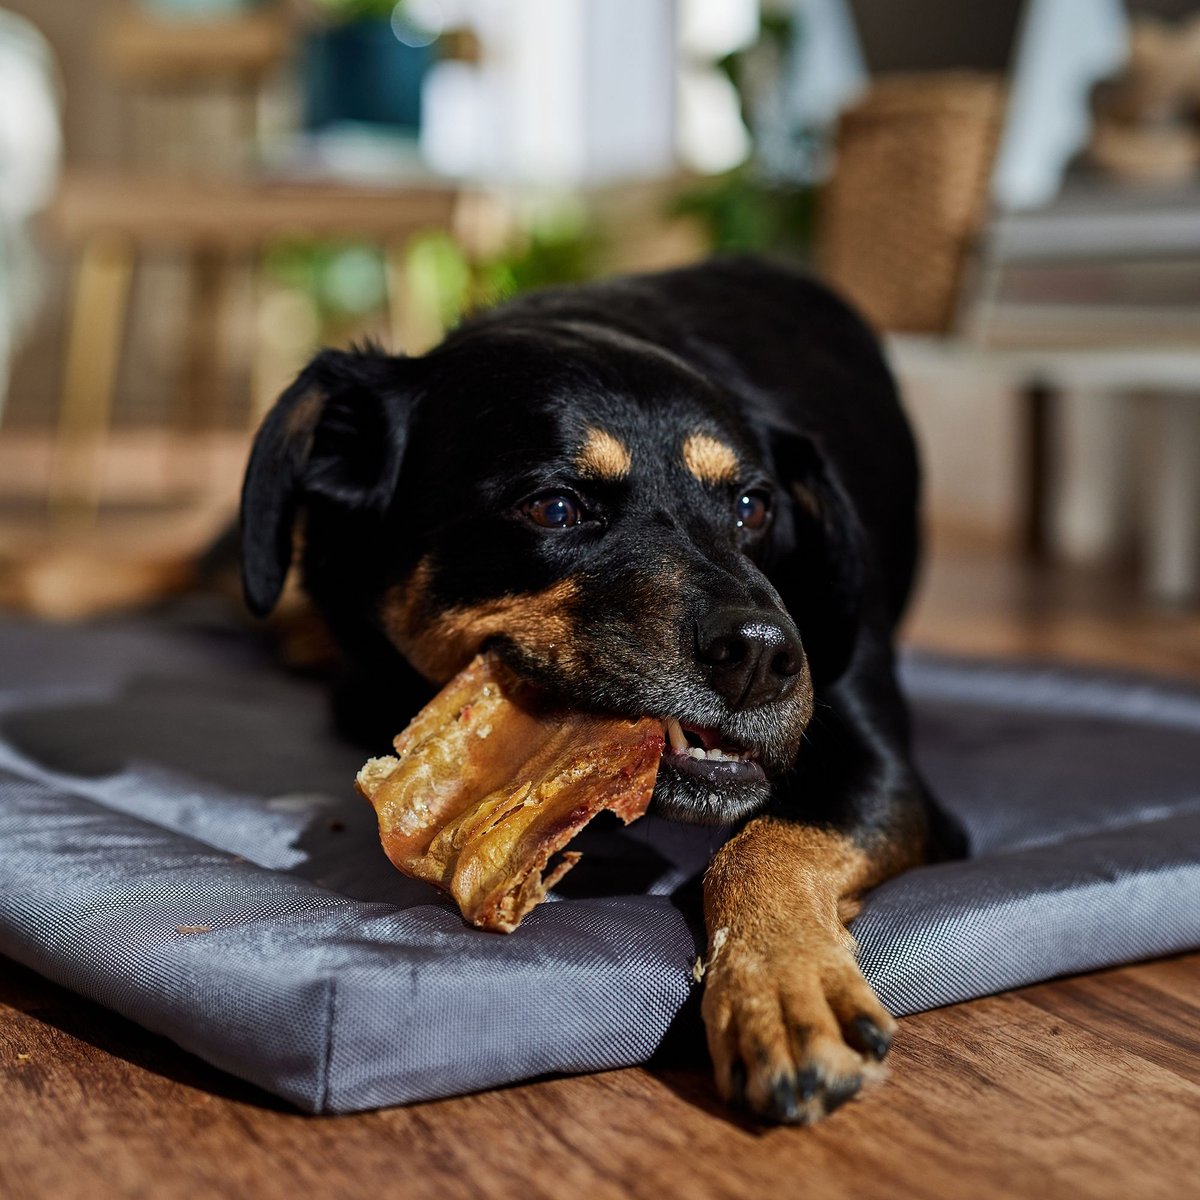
<box><xmin>673</xmin><ymin>8</ymin><xmax>824</xmax><ymax>259</ymax></box>
<box><xmin>671</xmin><ymin>168</ymin><xmax>817</xmax><ymax>258</ymax></box>
<box><xmin>405</xmin><ymin>217</ymin><xmax>604</xmax><ymax>331</ymax></box>
<box><xmin>260</xmin><ymin>212</ymin><xmax>602</xmax><ymax>350</ymax></box>
<box><xmin>262</xmin><ymin>240</ymin><xmax>387</xmax><ymax>321</ymax></box>
<box><xmin>312</xmin><ymin>0</ymin><xmax>404</xmax><ymax>24</ymax></box>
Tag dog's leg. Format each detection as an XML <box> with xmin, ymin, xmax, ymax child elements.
<box><xmin>700</xmin><ymin>634</ymin><xmax>957</xmax><ymax>1125</ymax></box>
<box><xmin>700</xmin><ymin>815</ymin><xmax>914</xmax><ymax>1125</ymax></box>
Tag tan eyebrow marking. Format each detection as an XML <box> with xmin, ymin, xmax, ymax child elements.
<box><xmin>575</xmin><ymin>427</ymin><xmax>632</xmax><ymax>479</ymax></box>
<box><xmin>682</xmin><ymin>433</ymin><xmax>739</xmax><ymax>484</ymax></box>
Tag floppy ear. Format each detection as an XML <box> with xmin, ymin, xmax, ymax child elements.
<box><xmin>240</xmin><ymin>347</ymin><xmax>412</xmax><ymax>617</ymax></box>
<box><xmin>768</xmin><ymin>430</ymin><xmax>867</xmax><ymax>685</ymax></box>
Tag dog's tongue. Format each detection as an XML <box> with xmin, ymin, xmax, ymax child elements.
<box><xmin>356</xmin><ymin>654</ymin><xmax>664</xmax><ymax>933</ymax></box>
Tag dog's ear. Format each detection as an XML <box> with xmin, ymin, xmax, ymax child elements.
<box><xmin>768</xmin><ymin>430</ymin><xmax>867</xmax><ymax>685</ymax></box>
<box><xmin>240</xmin><ymin>347</ymin><xmax>413</xmax><ymax>617</ymax></box>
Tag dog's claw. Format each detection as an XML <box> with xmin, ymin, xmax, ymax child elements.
<box><xmin>849</xmin><ymin>1014</ymin><xmax>892</xmax><ymax>1062</ymax></box>
<box><xmin>751</xmin><ymin>1066</ymin><xmax>863</xmax><ymax>1126</ymax></box>
<box><xmin>793</xmin><ymin>1066</ymin><xmax>820</xmax><ymax>1103</ymax></box>
<box><xmin>823</xmin><ymin>1076</ymin><xmax>863</xmax><ymax>1114</ymax></box>
<box><xmin>768</xmin><ymin>1076</ymin><xmax>801</xmax><ymax>1123</ymax></box>
<box><xmin>702</xmin><ymin>944</ymin><xmax>895</xmax><ymax>1127</ymax></box>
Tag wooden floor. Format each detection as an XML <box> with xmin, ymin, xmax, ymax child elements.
<box><xmin>3</xmin><ymin>953</ymin><xmax>1197</xmax><ymax>1200</ymax></box>
<box><xmin>2</xmin><ymin>515</ymin><xmax>1199</xmax><ymax>1198</ymax></box>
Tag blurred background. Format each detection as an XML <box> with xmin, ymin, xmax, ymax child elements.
<box><xmin>1</xmin><ymin>0</ymin><xmax>1198</xmax><ymax>671</ymax></box>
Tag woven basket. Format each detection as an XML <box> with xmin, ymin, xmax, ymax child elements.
<box><xmin>818</xmin><ymin>72</ymin><xmax>1007</xmax><ymax>334</ymax></box>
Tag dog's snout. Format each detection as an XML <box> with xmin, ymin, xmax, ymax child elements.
<box><xmin>696</xmin><ymin>608</ymin><xmax>805</xmax><ymax>709</ymax></box>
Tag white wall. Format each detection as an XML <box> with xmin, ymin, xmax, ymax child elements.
<box><xmin>422</xmin><ymin>0</ymin><xmax>678</xmax><ymax>185</ymax></box>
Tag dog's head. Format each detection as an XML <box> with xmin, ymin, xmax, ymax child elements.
<box><xmin>241</xmin><ymin>323</ymin><xmax>864</xmax><ymax>824</ymax></box>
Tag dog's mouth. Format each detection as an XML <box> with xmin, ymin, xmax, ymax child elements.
<box><xmin>649</xmin><ymin>717</ymin><xmax>773</xmax><ymax>823</ymax></box>
<box><xmin>477</xmin><ymin>636</ymin><xmax>792</xmax><ymax>823</ymax></box>
<box><xmin>661</xmin><ymin>715</ymin><xmax>767</xmax><ymax>784</ymax></box>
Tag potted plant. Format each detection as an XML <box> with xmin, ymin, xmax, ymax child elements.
<box><xmin>303</xmin><ymin>0</ymin><xmax>439</xmax><ymax>133</ymax></box>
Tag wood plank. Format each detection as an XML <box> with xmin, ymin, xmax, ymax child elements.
<box><xmin>101</xmin><ymin>4</ymin><xmax>291</xmax><ymax>84</ymax></box>
<box><xmin>903</xmin><ymin>539</ymin><xmax>1200</xmax><ymax>679</ymax></box>
<box><xmin>2</xmin><ymin>955</ymin><xmax>1198</xmax><ymax>1200</ymax></box>
<box><xmin>47</xmin><ymin>172</ymin><xmax>462</xmax><ymax>249</ymax></box>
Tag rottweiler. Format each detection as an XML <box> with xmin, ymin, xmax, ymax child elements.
<box><xmin>240</xmin><ymin>255</ymin><xmax>964</xmax><ymax>1126</ymax></box>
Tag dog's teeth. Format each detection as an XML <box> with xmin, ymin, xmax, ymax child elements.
<box><xmin>708</xmin><ymin>747</ymin><xmax>746</xmax><ymax>762</ymax></box>
<box><xmin>664</xmin><ymin>717</ymin><xmax>688</xmax><ymax>754</ymax></box>
<box><xmin>666</xmin><ymin>727</ymin><xmax>754</xmax><ymax>764</ymax></box>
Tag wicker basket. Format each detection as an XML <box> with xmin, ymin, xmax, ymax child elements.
<box><xmin>818</xmin><ymin>72</ymin><xmax>1007</xmax><ymax>334</ymax></box>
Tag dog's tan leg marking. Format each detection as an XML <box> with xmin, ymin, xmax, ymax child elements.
<box><xmin>576</xmin><ymin>427</ymin><xmax>632</xmax><ymax>480</ymax></box>
<box><xmin>682</xmin><ymin>433</ymin><xmax>739</xmax><ymax>485</ymax></box>
<box><xmin>702</xmin><ymin>818</ymin><xmax>917</xmax><ymax>1125</ymax></box>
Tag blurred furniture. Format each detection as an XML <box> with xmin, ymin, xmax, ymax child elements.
<box><xmin>104</xmin><ymin>4</ymin><xmax>289</xmax><ymax>82</ymax></box>
<box><xmin>76</xmin><ymin>3</ymin><xmax>295</xmax><ymax>507</ymax></box>
<box><xmin>0</xmin><ymin>10</ymin><xmax>61</xmax><ymax>423</ymax></box>
<box><xmin>966</xmin><ymin>182</ymin><xmax>1200</xmax><ymax>603</ymax></box>
<box><xmin>46</xmin><ymin>171</ymin><xmax>461</xmax><ymax>515</ymax></box>
<box><xmin>819</xmin><ymin>72</ymin><xmax>1007</xmax><ymax>332</ymax></box>
<box><xmin>825</xmin><ymin>70</ymin><xmax>1200</xmax><ymax>604</ymax></box>
<box><xmin>890</xmin><ymin>336</ymin><xmax>1200</xmax><ymax>603</ymax></box>
<box><xmin>969</xmin><ymin>182</ymin><xmax>1200</xmax><ymax>348</ymax></box>
<box><xmin>101</xmin><ymin>1</ymin><xmax>290</xmax><ymax>175</ymax></box>
<box><xmin>1084</xmin><ymin>11</ymin><xmax>1200</xmax><ymax>185</ymax></box>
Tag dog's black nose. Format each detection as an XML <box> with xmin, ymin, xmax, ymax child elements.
<box><xmin>696</xmin><ymin>608</ymin><xmax>805</xmax><ymax>709</ymax></box>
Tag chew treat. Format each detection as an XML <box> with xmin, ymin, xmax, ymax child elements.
<box><xmin>356</xmin><ymin>654</ymin><xmax>664</xmax><ymax>933</ymax></box>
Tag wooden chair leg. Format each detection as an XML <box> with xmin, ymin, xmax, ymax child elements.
<box><xmin>1049</xmin><ymin>388</ymin><xmax>1132</xmax><ymax>563</ymax></box>
<box><xmin>248</xmin><ymin>250</ymin><xmax>275</xmax><ymax>429</ymax></box>
<box><xmin>172</xmin><ymin>247</ymin><xmax>231</xmax><ymax>496</ymax></box>
<box><xmin>177</xmin><ymin>247</ymin><xmax>229</xmax><ymax>435</ymax></box>
<box><xmin>1020</xmin><ymin>379</ymin><xmax>1056</xmax><ymax>563</ymax></box>
<box><xmin>1147</xmin><ymin>393</ymin><xmax>1200</xmax><ymax>603</ymax></box>
<box><xmin>49</xmin><ymin>234</ymin><xmax>136</xmax><ymax>520</ymax></box>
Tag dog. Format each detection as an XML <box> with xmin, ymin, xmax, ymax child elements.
<box><xmin>241</xmin><ymin>255</ymin><xmax>964</xmax><ymax>1126</ymax></box>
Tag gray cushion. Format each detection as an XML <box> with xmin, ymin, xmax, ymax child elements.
<box><xmin>1</xmin><ymin>614</ymin><xmax>1198</xmax><ymax>1112</ymax></box>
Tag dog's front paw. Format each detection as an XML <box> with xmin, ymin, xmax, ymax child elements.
<box><xmin>700</xmin><ymin>930</ymin><xmax>895</xmax><ymax>1126</ymax></box>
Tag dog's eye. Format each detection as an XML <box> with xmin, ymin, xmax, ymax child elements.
<box><xmin>525</xmin><ymin>492</ymin><xmax>584</xmax><ymax>529</ymax></box>
<box><xmin>735</xmin><ymin>490</ymin><xmax>771</xmax><ymax>531</ymax></box>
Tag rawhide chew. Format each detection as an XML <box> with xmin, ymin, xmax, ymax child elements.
<box><xmin>356</xmin><ymin>654</ymin><xmax>664</xmax><ymax>933</ymax></box>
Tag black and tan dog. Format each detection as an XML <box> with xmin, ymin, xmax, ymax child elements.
<box><xmin>241</xmin><ymin>256</ymin><xmax>963</xmax><ymax>1126</ymax></box>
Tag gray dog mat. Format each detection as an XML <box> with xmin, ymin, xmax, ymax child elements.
<box><xmin>1</xmin><ymin>613</ymin><xmax>1199</xmax><ymax>1113</ymax></box>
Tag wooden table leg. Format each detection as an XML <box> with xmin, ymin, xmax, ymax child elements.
<box><xmin>177</xmin><ymin>247</ymin><xmax>229</xmax><ymax>435</ymax></box>
<box><xmin>1050</xmin><ymin>387</ymin><xmax>1132</xmax><ymax>563</ymax></box>
<box><xmin>1147</xmin><ymin>393</ymin><xmax>1200</xmax><ymax>603</ymax></box>
<box><xmin>173</xmin><ymin>247</ymin><xmax>232</xmax><ymax>496</ymax></box>
<box><xmin>248</xmin><ymin>249</ymin><xmax>276</xmax><ymax>429</ymax></box>
<box><xmin>49</xmin><ymin>233</ymin><xmax>136</xmax><ymax>519</ymax></box>
<box><xmin>1020</xmin><ymin>378</ymin><xmax>1056</xmax><ymax>562</ymax></box>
